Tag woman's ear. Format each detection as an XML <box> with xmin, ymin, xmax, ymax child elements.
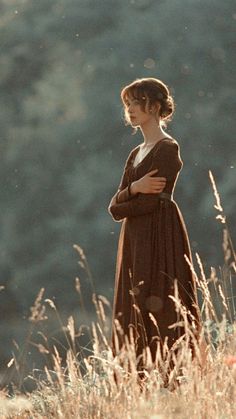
<box><xmin>154</xmin><ymin>102</ymin><xmax>161</xmax><ymax>114</ymax></box>
<box><xmin>150</xmin><ymin>102</ymin><xmax>161</xmax><ymax>115</ymax></box>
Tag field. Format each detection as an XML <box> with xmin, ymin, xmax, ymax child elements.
<box><xmin>0</xmin><ymin>172</ymin><xmax>235</xmax><ymax>419</ymax></box>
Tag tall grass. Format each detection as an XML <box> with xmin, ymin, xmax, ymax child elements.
<box><xmin>0</xmin><ymin>171</ymin><xmax>235</xmax><ymax>418</ymax></box>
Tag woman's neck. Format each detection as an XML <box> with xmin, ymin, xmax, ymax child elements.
<box><xmin>139</xmin><ymin>119</ymin><xmax>167</xmax><ymax>146</ymax></box>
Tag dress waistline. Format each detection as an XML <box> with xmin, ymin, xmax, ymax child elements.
<box><xmin>159</xmin><ymin>192</ymin><xmax>173</xmax><ymax>201</ymax></box>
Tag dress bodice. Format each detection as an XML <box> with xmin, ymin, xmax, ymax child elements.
<box><xmin>126</xmin><ymin>138</ymin><xmax>183</xmax><ymax>196</ymax></box>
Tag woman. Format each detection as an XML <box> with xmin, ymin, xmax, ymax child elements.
<box><xmin>108</xmin><ymin>77</ymin><xmax>202</xmax><ymax>385</ymax></box>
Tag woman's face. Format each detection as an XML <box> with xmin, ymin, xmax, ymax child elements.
<box><xmin>123</xmin><ymin>95</ymin><xmax>159</xmax><ymax>127</ymax></box>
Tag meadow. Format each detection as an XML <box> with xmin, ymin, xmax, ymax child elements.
<box><xmin>0</xmin><ymin>171</ymin><xmax>235</xmax><ymax>419</ymax></box>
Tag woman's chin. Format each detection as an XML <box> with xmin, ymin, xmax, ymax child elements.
<box><xmin>130</xmin><ymin>119</ymin><xmax>139</xmax><ymax>126</ymax></box>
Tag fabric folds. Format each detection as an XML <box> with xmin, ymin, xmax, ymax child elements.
<box><xmin>108</xmin><ymin>137</ymin><xmax>201</xmax><ymax>374</ymax></box>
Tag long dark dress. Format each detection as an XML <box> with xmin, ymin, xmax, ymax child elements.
<box><xmin>108</xmin><ymin>137</ymin><xmax>201</xmax><ymax>376</ymax></box>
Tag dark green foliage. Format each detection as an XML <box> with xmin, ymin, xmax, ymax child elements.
<box><xmin>0</xmin><ymin>0</ymin><xmax>235</xmax><ymax>376</ymax></box>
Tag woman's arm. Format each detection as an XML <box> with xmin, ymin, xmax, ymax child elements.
<box><xmin>109</xmin><ymin>192</ymin><xmax>161</xmax><ymax>221</ymax></box>
<box><xmin>111</xmin><ymin>149</ymin><xmax>138</xmax><ymax>204</ymax></box>
<box><xmin>108</xmin><ymin>140</ymin><xmax>182</xmax><ymax>222</ymax></box>
<box><xmin>108</xmin><ymin>148</ymin><xmax>138</xmax><ymax>211</ymax></box>
<box><xmin>110</xmin><ymin>146</ymin><xmax>168</xmax><ymax>206</ymax></box>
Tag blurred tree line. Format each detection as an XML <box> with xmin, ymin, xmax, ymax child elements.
<box><xmin>0</xmin><ymin>0</ymin><xmax>235</xmax><ymax>378</ymax></box>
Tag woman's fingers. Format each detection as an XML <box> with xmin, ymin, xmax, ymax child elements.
<box><xmin>150</xmin><ymin>179</ymin><xmax>166</xmax><ymax>186</ymax></box>
<box><xmin>138</xmin><ymin>171</ymin><xmax>167</xmax><ymax>193</ymax></box>
<box><xmin>149</xmin><ymin>178</ymin><xmax>166</xmax><ymax>193</ymax></box>
<box><xmin>147</xmin><ymin>169</ymin><xmax>158</xmax><ymax>176</ymax></box>
<box><xmin>151</xmin><ymin>177</ymin><xmax>166</xmax><ymax>182</ymax></box>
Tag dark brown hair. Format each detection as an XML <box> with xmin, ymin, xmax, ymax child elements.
<box><xmin>120</xmin><ymin>77</ymin><xmax>175</xmax><ymax>130</ymax></box>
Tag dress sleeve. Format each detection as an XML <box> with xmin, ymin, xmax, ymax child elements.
<box><xmin>108</xmin><ymin>148</ymin><xmax>137</xmax><ymax>208</ymax></box>
<box><xmin>108</xmin><ymin>193</ymin><xmax>161</xmax><ymax>221</ymax></box>
<box><xmin>150</xmin><ymin>139</ymin><xmax>183</xmax><ymax>180</ymax></box>
<box><xmin>108</xmin><ymin>140</ymin><xmax>182</xmax><ymax>222</ymax></box>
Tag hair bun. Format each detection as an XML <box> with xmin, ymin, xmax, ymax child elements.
<box><xmin>160</xmin><ymin>96</ymin><xmax>174</xmax><ymax>120</ymax></box>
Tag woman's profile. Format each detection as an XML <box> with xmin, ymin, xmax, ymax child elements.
<box><xmin>108</xmin><ymin>77</ymin><xmax>202</xmax><ymax>387</ymax></box>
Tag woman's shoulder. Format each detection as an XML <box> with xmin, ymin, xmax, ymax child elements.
<box><xmin>159</xmin><ymin>136</ymin><xmax>180</xmax><ymax>151</ymax></box>
<box><xmin>151</xmin><ymin>137</ymin><xmax>180</xmax><ymax>162</ymax></box>
<box><xmin>162</xmin><ymin>135</ymin><xmax>179</xmax><ymax>145</ymax></box>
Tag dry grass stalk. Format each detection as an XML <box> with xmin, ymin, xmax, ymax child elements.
<box><xmin>2</xmin><ymin>172</ymin><xmax>236</xmax><ymax>418</ymax></box>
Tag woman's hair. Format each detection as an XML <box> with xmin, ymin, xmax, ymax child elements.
<box><xmin>120</xmin><ymin>77</ymin><xmax>175</xmax><ymax>131</ymax></box>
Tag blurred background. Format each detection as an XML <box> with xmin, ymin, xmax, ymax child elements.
<box><xmin>0</xmin><ymin>0</ymin><xmax>235</xmax><ymax>387</ymax></box>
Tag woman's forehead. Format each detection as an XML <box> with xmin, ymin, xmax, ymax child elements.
<box><xmin>124</xmin><ymin>90</ymin><xmax>148</xmax><ymax>102</ymax></box>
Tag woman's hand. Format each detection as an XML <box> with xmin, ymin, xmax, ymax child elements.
<box><xmin>131</xmin><ymin>169</ymin><xmax>166</xmax><ymax>194</ymax></box>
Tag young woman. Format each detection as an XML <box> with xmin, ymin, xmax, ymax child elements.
<box><xmin>108</xmin><ymin>77</ymin><xmax>202</xmax><ymax>385</ymax></box>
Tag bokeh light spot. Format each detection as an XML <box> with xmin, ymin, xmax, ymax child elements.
<box><xmin>185</xmin><ymin>112</ymin><xmax>191</xmax><ymax>119</ymax></box>
<box><xmin>144</xmin><ymin>58</ymin><xmax>156</xmax><ymax>69</ymax></box>
<box><xmin>198</xmin><ymin>90</ymin><xmax>205</xmax><ymax>97</ymax></box>
<box><xmin>181</xmin><ymin>64</ymin><xmax>191</xmax><ymax>75</ymax></box>
<box><xmin>145</xmin><ymin>295</ymin><xmax>163</xmax><ymax>312</ymax></box>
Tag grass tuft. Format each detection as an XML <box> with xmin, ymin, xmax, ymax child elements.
<box><xmin>0</xmin><ymin>171</ymin><xmax>235</xmax><ymax>418</ymax></box>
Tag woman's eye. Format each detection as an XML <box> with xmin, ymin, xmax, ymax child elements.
<box><xmin>124</xmin><ymin>99</ymin><xmax>139</xmax><ymax>106</ymax></box>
